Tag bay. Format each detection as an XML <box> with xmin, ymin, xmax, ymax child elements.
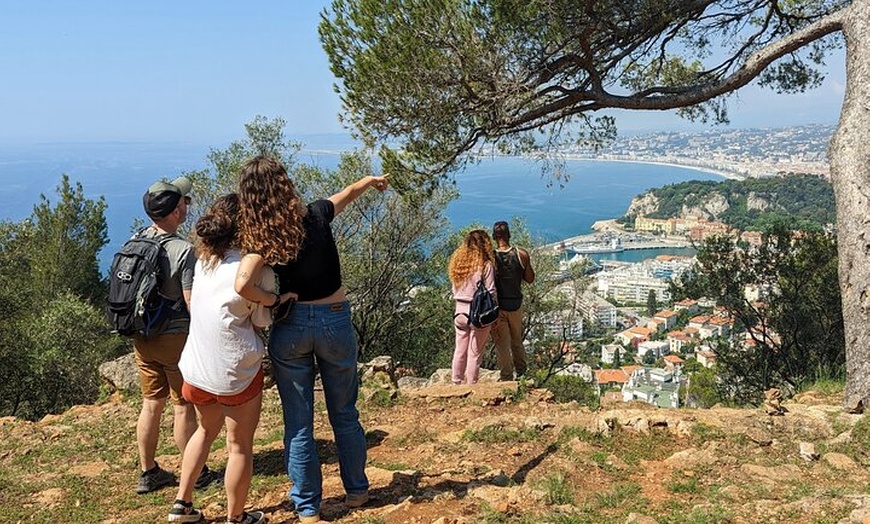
<box><xmin>0</xmin><ymin>141</ymin><xmax>721</xmax><ymax>270</ymax></box>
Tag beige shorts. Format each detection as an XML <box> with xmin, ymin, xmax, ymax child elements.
<box><xmin>133</xmin><ymin>333</ymin><xmax>188</xmax><ymax>405</ymax></box>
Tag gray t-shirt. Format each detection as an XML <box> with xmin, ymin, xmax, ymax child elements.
<box><xmin>139</xmin><ymin>227</ymin><xmax>196</xmax><ymax>334</ymax></box>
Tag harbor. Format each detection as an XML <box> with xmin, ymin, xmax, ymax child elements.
<box><xmin>543</xmin><ymin>219</ymin><xmax>694</xmax><ymax>255</ymax></box>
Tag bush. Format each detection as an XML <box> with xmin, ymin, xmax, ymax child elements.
<box><xmin>540</xmin><ymin>374</ymin><xmax>599</xmax><ymax>407</ymax></box>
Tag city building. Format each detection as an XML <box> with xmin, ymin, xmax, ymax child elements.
<box><xmin>578</xmin><ymin>292</ymin><xmax>618</xmax><ymax>327</ymax></box>
<box><xmin>673</xmin><ymin>298</ymin><xmax>699</xmax><ymax>314</ymax></box>
<box><xmin>637</xmin><ymin>340</ymin><xmax>670</xmax><ymax>360</ymax></box>
<box><xmin>696</xmin><ymin>348</ymin><xmax>717</xmax><ymax>368</ymax></box>
<box><xmin>621</xmin><ymin>367</ymin><xmax>682</xmax><ymax>408</ymax></box>
<box><xmin>600</xmin><ymin>343</ymin><xmax>625</xmax><ymax>365</ymax></box>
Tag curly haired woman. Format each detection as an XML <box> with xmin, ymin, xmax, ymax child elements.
<box><xmin>448</xmin><ymin>229</ymin><xmax>498</xmax><ymax>385</ymax></box>
<box><xmin>234</xmin><ymin>156</ymin><xmax>387</xmax><ymax>524</ymax></box>
<box><xmin>170</xmin><ymin>194</ymin><xmax>293</xmax><ymax>524</ymax></box>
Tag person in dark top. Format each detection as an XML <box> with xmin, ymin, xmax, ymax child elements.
<box><xmin>491</xmin><ymin>221</ymin><xmax>536</xmax><ymax>380</ymax></box>
<box><xmin>234</xmin><ymin>156</ymin><xmax>387</xmax><ymax>524</ymax></box>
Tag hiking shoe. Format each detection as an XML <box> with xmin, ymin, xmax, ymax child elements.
<box><xmin>345</xmin><ymin>491</ymin><xmax>369</xmax><ymax>508</ymax></box>
<box><xmin>227</xmin><ymin>510</ymin><xmax>266</xmax><ymax>524</ymax></box>
<box><xmin>136</xmin><ymin>463</ymin><xmax>175</xmax><ymax>494</ymax></box>
<box><xmin>194</xmin><ymin>465</ymin><xmax>223</xmax><ymax>490</ymax></box>
<box><xmin>297</xmin><ymin>514</ymin><xmax>320</xmax><ymax>524</ymax></box>
<box><xmin>168</xmin><ymin>499</ymin><xmax>202</xmax><ymax>523</ymax></box>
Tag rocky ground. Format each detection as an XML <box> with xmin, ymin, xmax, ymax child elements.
<box><xmin>1</xmin><ymin>371</ymin><xmax>869</xmax><ymax>524</ymax></box>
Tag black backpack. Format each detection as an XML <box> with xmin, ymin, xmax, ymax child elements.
<box><xmin>455</xmin><ymin>279</ymin><xmax>500</xmax><ymax>329</ymax></box>
<box><xmin>106</xmin><ymin>232</ymin><xmax>174</xmax><ymax>337</ymax></box>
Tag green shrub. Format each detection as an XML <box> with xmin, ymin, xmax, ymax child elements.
<box><xmin>541</xmin><ymin>374</ymin><xmax>599</xmax><ymax>406</ymax></box>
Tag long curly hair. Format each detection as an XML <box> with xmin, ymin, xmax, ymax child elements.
<box><xmin>448</xmin><ymin>229</ymin><xmax>495</xmax><ymax>285</ymax></box>
<box><xmin>194</xmin><ymin>193</ymin><xmax>240</xmax><ymax>270</ymax></box>
<box><xmin>237</xmin><ymin>156</ymin><xmax>307</xmax><ymax>265</ymax></box>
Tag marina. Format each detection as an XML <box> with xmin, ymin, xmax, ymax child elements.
<box><xmin>547</xmin><ymin>228</ymin><xmax>694</xmax><ymax>255</ymax></box>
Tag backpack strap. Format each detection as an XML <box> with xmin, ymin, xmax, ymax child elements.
<box><xmin>137</xmin><ymin>228</ymin><xmax>184</xmax><ymax>310</ymax></box>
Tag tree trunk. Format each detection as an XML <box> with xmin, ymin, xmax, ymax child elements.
<box><xmin>830</xmin><ymin>0</ymin><xmax>870</xmax><ymax>412</ymax></box>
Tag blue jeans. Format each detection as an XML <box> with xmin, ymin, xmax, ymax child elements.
<box><xmin>268</xmin><ymin>301</ymin><xmax>369</xmax><ymax>517</ymax></box>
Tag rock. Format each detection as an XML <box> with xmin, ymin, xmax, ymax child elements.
<box><xmin>841</xmin><ymin>495</ymin><xmax>870</xmax><ymax>524</ymax></box>
<box><xmin>842</xmin><ymin>395</ymin><xmax>864</xmax><ymax>414</ymax></box>
<box><xmin>822</xmin><ymin>452</ymin><xmax>858</xmax><ymax>471</ymax></box>
<box><xmin>829</xmin><ymin>430</ymin><xmax>853</xmax><ymax>446</ymax></box>
<box><xmin>487</xmin><ymin>470</ymin><xmax>512</xmax><ymax>487</ymax></box>
<box><xmin>744</xmin><ymin>427</ymin><xmax>774</xmax><ymax>446</ymax></box>
<box><xmin>428</xmin><ymin>369</ymin><xmax>454</xmax><ymax>386</ymax></box>
<box><xmin>799</xmin><ymin>442</ymin><xmax>819</xmax><ymax>461</ymax></box>
<box><xmin>626</xmin><ymin>193</ymin><xmax>660</xmax><ymax>218</ymax></box>
<box><xmin>746</xmin><ymin>191</ymin><xmax>771</xmax><ymax>211</ymax></box>
<box><xmin>625</xmin><ymin>513</ymin><xmax>660</xmax><ymax>524</ymax></box>
<box><xmin>523</xmin><ymin>417</ymin><xmax>554</xmax><ymax>431</ymax></box>
<box><xmin>630</xmin><ymin>417</ymin><xmax>651</xmax><ymax>433</ymax></box>
<box><xmin>740</xmin><ymin>463</ymin><xmax>803</xmax><ymax>485</ymax></box>
<box><xmin>360</xmin><ymin>355</ymin><xmax>397</xmax><ymax>383</ymax></box>
<box><xmin>664</xmin><ymin>447</ymin><xmax>718</xmax><ymax>469</ymax></box>
<box><xmin>98</xmin><ymin>352</ymin><xmax>139</xmax><ymax>392</ymax></box>
<box><xmin>398</xmin><ymin>376</ymin><xmax>429</xmax><ymax>390</ymax></box>
<box><xmin>477</xmin><ymin>369</ymin><xmax>501</xmax><ymax>383</ymax></box>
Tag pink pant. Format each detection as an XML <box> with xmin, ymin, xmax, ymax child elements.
<box><xmin>452</xmin><ymin>313</ymin><xmax>491</xmax><ymax>384</ymax></box>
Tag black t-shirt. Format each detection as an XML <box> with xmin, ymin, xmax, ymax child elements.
<box><xmin>273</xmin><ymin>199</ymin><xmax>342</xmax><ymax>301</ymax></box>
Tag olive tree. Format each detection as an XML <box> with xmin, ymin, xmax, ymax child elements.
<box><xmin>320</xmin><ymin>0</ymin><xmax>870</xmax><ymax>411</ymax></box>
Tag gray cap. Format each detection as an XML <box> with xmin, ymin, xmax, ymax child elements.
<box><xmin>143</xmin><ymin>176</ymin><xmax>192</xmax><ymax>219</ymax></box>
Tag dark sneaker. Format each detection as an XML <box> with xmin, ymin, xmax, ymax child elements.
<box><xmin>194</xmin><ymin>465</ymin><xmax>223</xmax><ymax>490</ymax></box>
<box><xmin>136</xmin><ymin>463</ymin><xmax>175</xmax><ymax>494</ymax></box>
<box><xmin>168</xmin><ymin>499</ymin><xmax>202</xmax><ymax>523</ymax></box>
<box><xmin>227</xmin><ymin>510</ymin><xmax>267</xmax><ymax>524</ymax></box>
<box><xmin>345</xmin><ymin>491</ymin><xmax>369</xmax><ymax>508</ymax></box>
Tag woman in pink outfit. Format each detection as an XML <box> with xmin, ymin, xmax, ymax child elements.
<box><xmin>448</xmin><ymin>229</ymin><xmax>498</xmax><ymax>384</ymax></box>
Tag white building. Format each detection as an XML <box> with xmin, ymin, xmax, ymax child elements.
<box><xmin>556</xmin><ymin>362</ymin><xmax>594</xmax><ymax>382</ymax></box>
<box><xmin>621</xmin><ymin>367</ymin><xmax>682</xmax><ymax>408</ymax></box>
<box><xmin>578</xmin><ymin>292</ymin><xmax>618</xmax><ymax>327</ymax></box>
<box><xmin>637</xmin><ymin>340</ymin><xmax>670</xmax><ymax>360</ymax></box>
<box><xmin>601</xmin><ymin>343</ymin><xmax>625</xmax><ymax>365</ymax></box>
<box><xmin>595</xmin><ymin>257</ymin><xmax>693</xmax><ymax>304</ymax></box>
<box><xmin>541</xmin><ymin>310</ymin><xmax>584</xmax><ymax>340</ymax></box>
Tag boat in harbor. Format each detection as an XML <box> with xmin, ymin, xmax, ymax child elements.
<box><xmin>567</xmin><ymin>237</ymin><xmax>624</xmax><ymax>254</ymax></box>
<box><xmin>557</xmin><ymin>253</ymin><xmax>602</xmax><ymax>276</ymax></box>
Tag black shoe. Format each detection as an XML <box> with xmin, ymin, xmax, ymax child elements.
<box><xmin>168</xmin><ymin>499</ymin><xmax>202</xmax><ymax>522</ymax></box>
<box><xmin>194</xmin><ymin>465</ymin><xmax>223</xmax><ymax>490</ymax></box>
<box><xmin>227</xmin><ymin>510</ymin><xmax>266</xmax><ymax>524</ymax></box>
<box><xmin>136</xmin><ymin>463</ymin><xmax>175</xmax><ymax>494</ymax></box>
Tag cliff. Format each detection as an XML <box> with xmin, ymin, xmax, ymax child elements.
<box><xmin>623</xmin><ymin>175</ymin><xmax>836</xmax><ymax>231</ymax></box>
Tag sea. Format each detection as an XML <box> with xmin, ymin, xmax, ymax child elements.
<box><xmin>0</xmin><ymin>137</ymin><xmax>722</xmax><ymax>271</ymax></box>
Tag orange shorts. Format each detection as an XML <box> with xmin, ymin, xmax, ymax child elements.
<box><xmin>181</xmin><ymin>368</ymin><xmax>264</xmax><ymax>407</ymax></box>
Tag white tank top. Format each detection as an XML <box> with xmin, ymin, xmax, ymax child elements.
<box><xmin>179</xmin><ymin>250</ymin><xmax>269</xmax><ymax>395</ymax></box>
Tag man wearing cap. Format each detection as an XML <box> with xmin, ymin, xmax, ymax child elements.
<box><xmin>491</xmin><ymin>221</ymin><xmax>535</xmax><ymax>381</ymax></box>
<box><xmin>135</xmin><ymin>177</ymin><xmax>220</xmax><ymax>495</ymax></box>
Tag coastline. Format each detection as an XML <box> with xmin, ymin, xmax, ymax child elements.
<box><xmin>556</xmin><ymin>154</ymin><xmax>744</xmax><ymax>180</ymax></box>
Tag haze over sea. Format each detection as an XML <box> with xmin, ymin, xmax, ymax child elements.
<box><xmin>0</xmin><ymin>137</ymin><xmax>721</xmax><ymax>270</ymax></box>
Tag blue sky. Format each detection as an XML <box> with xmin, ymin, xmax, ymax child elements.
<box><xmin>0</xmin><ymin>2</ymin><xmax>847</xmax><ymax>145</ymax></box>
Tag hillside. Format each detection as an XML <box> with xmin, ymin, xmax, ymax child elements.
<box><xmin>624</xmin><ymin>174</ymin><xmax>836</xmax><ymax>231</ymax></box>
<box><xmin>2</xmin><ymin>371</ymin><xmax>869</xmax><ymax>524</ymax></box>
